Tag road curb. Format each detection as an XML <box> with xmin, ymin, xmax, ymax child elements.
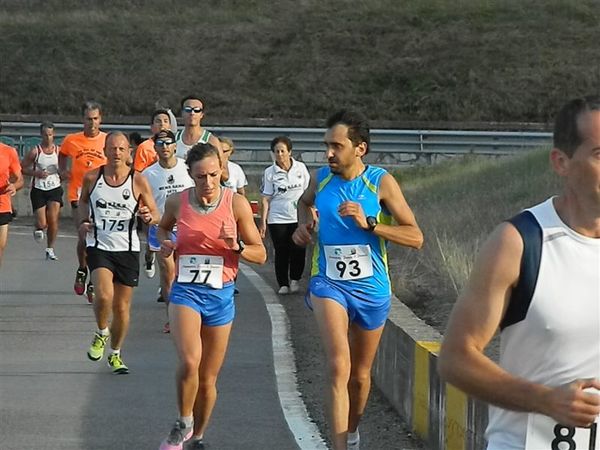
<box><xmin>372</xmin><ymin>297</ymin><xmax>488</xmax><ymax>450</ymax></box>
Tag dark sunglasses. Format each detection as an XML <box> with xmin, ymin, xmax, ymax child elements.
<box><xmin>155</xmin><ymin>139</ymin><xmax>175</xmax><ymax>147</ymax></box>
<box><xmin>183</xmin><ymin>106</ymin><xmax>203</xmax><ymax>114</ymax></box>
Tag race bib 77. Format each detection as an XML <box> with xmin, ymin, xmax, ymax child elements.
<box><xmin>177</xmin><ymin>254</ymin><xmax>224</xmax><ymax>289</ymax></box>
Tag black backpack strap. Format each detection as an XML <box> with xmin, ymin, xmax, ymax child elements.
<box><xmin>500</xmin><ymin>210</ymin><xmax>543</xmax><ymax>330</ymax></box>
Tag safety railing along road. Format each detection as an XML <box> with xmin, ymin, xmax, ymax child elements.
<box><xmin>0</xmin><ymin>122</ymin><xmax>552</xmax><ymax>168</ymax></box>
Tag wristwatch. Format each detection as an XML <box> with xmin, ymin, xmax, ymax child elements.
<box><xmin>234</xmin><ymin>240</ymin><xmax>245</xmax><ymax>254</ymax></box>
<box><xmin>366</xmin><ymin>216</ymin><xmax>378</xmax><ymax>232</ymax></box>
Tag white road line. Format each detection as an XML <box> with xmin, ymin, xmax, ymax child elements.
<box><xmin>240</xmin><ymin>264</ymin><xmax>328</xmax><ymax>450</ymax></box>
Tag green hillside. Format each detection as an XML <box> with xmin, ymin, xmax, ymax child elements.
<box><xmin>390</xmin><ymin>148</ymin><xmax>561</xmax><ymax>330</ymax></box>
<box><xmin>1</xmin><ymin>0</ymin><xmax>599</xmax><ymax>123</ymax></box>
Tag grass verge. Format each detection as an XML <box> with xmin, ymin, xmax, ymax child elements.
<box><xmin>1</xmin><ymin>0</ymin><xmax>600</xmax><ymax>122</ymax></box>
<box><xmin>389</xmin><ymin>148</ymin><xmax>561</xmax><ymax>330</ymax></box>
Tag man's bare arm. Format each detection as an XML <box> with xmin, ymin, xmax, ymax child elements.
<box><xmin>438</xmin><ymin>223</ymin><xmax>600</xmax><ymax>427</ymax></box>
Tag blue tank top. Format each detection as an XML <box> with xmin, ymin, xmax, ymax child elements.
<box><xmin>311</xmin><ymin>165</ymin><xmax>392</xmax><ymax>298</ymax></box>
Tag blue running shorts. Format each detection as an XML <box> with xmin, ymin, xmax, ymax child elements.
<box><xmin>306</xmin><ymin>275</ymin><xmax>391</xmax><ymax>330</ymax></box>
<box><xmin>147</xmin><ymin>224</ymin><xmax>177</xmax><ymax>252</ymax></box>
<box><xmin>169</xmin><ymin>280</ymin><xmax>235</xmax><ymax>326</ymax></box>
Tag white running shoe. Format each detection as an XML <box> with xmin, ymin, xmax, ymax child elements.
<box><xmin>45</xmin><ymin>248</ymin><xmax>58</xmax><ymax>261</ymax></box>
<box><xmin>289</xmin><ymin>280</ymin><xmax>300</xmax><ymax>293</ymax></box>
<box><xmin>144</xmin><ymin>253</ymin><xmax>156</xmax><ymax>278</ymax></box>
<box><xmin>278</xmin><ymin>286</ymin><xmax>290</xmax><ymax>295</ymax></box>
<box><xmin>33</xmin><ymin>229</ymin><xmax>44</xmax><ymax>243</ymax></box>
<box><xmin>347</xmin><ymin>430</ymin><xmax>360</xmax><ymax>450</ymax></box>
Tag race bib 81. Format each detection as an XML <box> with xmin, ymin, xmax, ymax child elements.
<box><xmin>526</xmin><ymin>413</ymin><xmax>599</xmax><ymax>450</ymax></box>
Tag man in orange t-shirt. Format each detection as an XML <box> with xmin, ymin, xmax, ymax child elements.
<box><xmin>133</xmin><ymin>109</ymin><xmax>176</xmax><ymax>172</ymax></box>
<box><xmin>0</xmin><ymin>123</ymin><xmax>24</xmax><ymax>268</ymax></box>
<box><xmin>58</xmin><ymin>101</ymin><xmax>107</xmax><ymax>301</ymax></box>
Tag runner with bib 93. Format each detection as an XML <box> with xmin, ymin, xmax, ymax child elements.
<box><xmin>292</xmin><ymin>110</ymin><xmax>423</xmax><ymax>450</ymax></box>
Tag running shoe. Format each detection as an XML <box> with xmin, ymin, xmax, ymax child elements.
<box><xmin>159</xmin><ymin>419</ymin><xmax>193</xmax><ymax>450</ymax></box>
<box><xmin>87</xmin><ymin>332</ymin><xmax>109</xmax><ymax>361</ymax></box>
<box><xmin>145</xmin><ymin>253</ymin><xmax>156</xmax><ymax>279</ymax></box>
<box><xmin>157</xmin><ymin>288</ymin><xmax>165</xmax><ymax>303</ymax></box>
<box><xmin>45</xmin><ymin>248</ymin><xmax>58</xmax><ymax>261</ymax></box>
<box><xmin>33</xmin><ymin>229</ymin><xmax>44</xmax><ymax>243</ymax></box>
<box><xmin>347</xmin><ymin>430</ymin><xmax>360</xmax><ymax>450</ymax></box>
<box><xmin>74</xmin><ymin>268</ymin><xmax>87</xmax><ymax>296</ymax></box>
<box><xmin>163</xmin><ymin>321</ymin><xmax>170</xmax><ymax>334</ymax></box>
<box><xmin>184</xmin><ymin>438</ymin><xmax>205</xmax><ymax>449</ymax></box>
<box><xmin>289</xmin><ymin>280</ymin><xmax>300</xmax><ymax>293</ymax></box>
<box><xmin>107</xmin><ymin>353</ymin><xmax>129</xmax><ymax>374</ymax></box>
<box><xmin>86</xmin><ymin>283</ymin><xmax>95</xmax><ymax>304</ymax></box>
<box><xmin>278</xmin><ymin>286</ymin><xmax>289</xmax><ymax>295</ymax></box>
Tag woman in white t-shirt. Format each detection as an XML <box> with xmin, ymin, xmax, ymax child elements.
<box><xmin>259</xmin><ymin>136</ymin><xmax>310</xmax><ymax>294</ymax></box>
<box><xmin>219</xmin><ymin>137</ymin><xmax>248</xmax><ymax>196</ymax></box>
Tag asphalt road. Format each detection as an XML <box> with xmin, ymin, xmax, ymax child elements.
<box><xmin>0</xmin><ymin>218</ymin><xmax>423</xmax><ymax>450</ymax></box>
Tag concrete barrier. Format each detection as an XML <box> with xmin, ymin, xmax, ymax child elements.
<box><xmin>372</xmin><ymin>298</ymin><xmax>489</xmax><ymax>450</ymax></box>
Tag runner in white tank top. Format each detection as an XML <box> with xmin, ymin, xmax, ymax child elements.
<box><xmin>176</xmin><ymin>95</ymin><xmax>230</xmax><ymax>185</ymax></box>
<box><xmin>176</xmin><ymin>95</ymin><xmax>220</xmax><ymax>159</ymax></box>
<box><xmin>439</xmin><ymin>96</ymin><xmax>600</xmax><ymax>450</ymax></box>
<box><xmin>78</xmin><ymin>132</ymin><xmax>159</xmax><ymax>374</ymax></box>
<box><xmin>20</xmin><ymin>122</ymin><xmax>64</xmax><ymax>260</ymax></box>
<box><xmin>86</xmin><ymin>166</ymin><xmax>140</xmax><ymax>252</ymax></box>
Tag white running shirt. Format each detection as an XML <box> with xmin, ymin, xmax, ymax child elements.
<box><xmin>142</xmin><ymin>158</ymin><xmax>194</xmax><ymax>215</ymax></box>
<box><xmin>86</xmin><ymin>168</ymin><xmax>141</xmax><ymax>252</ymax></box>
<box><xmin>261</xmin><ymin>158</ymin><xmax>310</xmax><ymax>224</ymax></box>
<box><xmin>175</xmin><ymin>129</ymin><xmax>213</xmax><ymax>160</ymax></box>
<box><xmin>32</xmin><ymin>145</ymin><xmax>61</xmax><ymax>191</ymax></box>
<box><xmin>486</xmin><ymin>197</ymin><xmax>600</xmax><ymax>450</ymax></box>
<box><xmin>222</xmin><ymin>161</ymin><xmax>247</xmax><ymax>193</ymax></box>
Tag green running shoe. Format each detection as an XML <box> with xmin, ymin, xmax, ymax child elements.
<box><xmin>87</xmin><ymin>332</ymin><xmax>109</xmax><ymax>361</ymax></box>
<box><xmin>107</xmin><ymin>353</ymin><xmax>129</xmax><ymax>374</ymax></box>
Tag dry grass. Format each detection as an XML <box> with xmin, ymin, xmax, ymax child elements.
<box><xmin>1</xmin><ymin>0</ymin><xmax>600</xmax><ymax>122</ymax></box>
<box><xmin>389</xmin><ymin>148</ymin><xmax>561</xmax><ymax>330</ymax></box>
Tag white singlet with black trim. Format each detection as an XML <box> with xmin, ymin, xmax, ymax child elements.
<box><xmin>175</xmin><ymin>129</ymin><xmax>213</xmax><ymax>160</ymax></box>
<box><xmin>486</xmin><ymin>197</ymin><xmax>600</xmax><ymax>450</ymax></box>
<box><xmin>32</xmin><ymin>145</ymin><xmax>61</xmax><ymax>191</ymax></box>
<box><xmin>86</xmin><ymin>168</ymin><xmax>140</xmax><ymax>252</ymax></box>
<box><xmin>142</xmin><ymin>158</ymin><xmax>194</xmax><ymax>215</ymax></box>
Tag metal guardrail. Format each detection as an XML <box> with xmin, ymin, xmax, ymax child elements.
<box><xmin>1</xmin><ymin>122</ymin><xmax>552</xmax><ymax>168</ymax></box>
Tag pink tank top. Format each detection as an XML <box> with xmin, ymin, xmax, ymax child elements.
<box><xmin>176</xmin><ymin>188</ymin><xmax>239</xmax><ymax>283</ymax></box>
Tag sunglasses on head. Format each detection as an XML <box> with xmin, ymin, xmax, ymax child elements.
<box><xmin>183</xmin><ymin>106</ymin><xmax>203</xmax><ymax>114</ymax></box>
<box><xmin>155</xmin><ymin>139</ymin><xmax>175</xmax><ymax>147</ymax></box>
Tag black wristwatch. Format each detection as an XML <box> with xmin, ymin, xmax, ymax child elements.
<box><xmin>366</xmin><ymin>216</ymin><xmax>378</xmax><ymax>232</ymax></box>
<box><xmin>234</xmin><ymin>240</ymin><xmax>245</xmax><ymax>254</ymax></box>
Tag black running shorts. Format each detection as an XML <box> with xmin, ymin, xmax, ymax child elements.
<box><xmin>0</xmin><ymin>212</ymin><xmax>12</xmax><ymax>225</ymax></box>
<box><xmin>30</xmin><ymin>186</ymin><xmax>64</xmax><ymax>211</ymax></box>
<box><xmin>86</xmin><ymin>247</ymin><xmax>140</xmax><ymax>287</ymax></box>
